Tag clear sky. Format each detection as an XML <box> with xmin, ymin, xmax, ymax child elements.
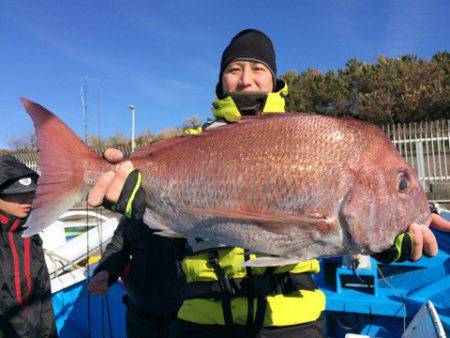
<box><xmin>1</xmin><ymin>0</ymin><xmax>449</xmax><ymax>149</ymax></box>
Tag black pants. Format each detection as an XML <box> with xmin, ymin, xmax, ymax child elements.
<box><xmin>168</xmin><ymin>317</ymin><xmax>325</xmax><ymax>338</ymax></box>
<box><xmin>123</xmin><ymin>296</ymin><xmax>176</xmax><ymax>338</ymax></box>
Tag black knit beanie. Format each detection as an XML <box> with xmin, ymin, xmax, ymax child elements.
<box><xmin>216</xmin><ymin>29</ymin><xmax>277</xmax><ymax>97</ymax></box>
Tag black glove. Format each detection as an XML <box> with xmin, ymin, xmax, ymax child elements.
<box><xmin>102</xmin><ymin>169</ymin><xmax>145</xmax><ymax>219</ymax></box>
<box><xmin>372</xmin><ymin>232</ymin><xmax>413</xmax><ymax>264</ymax></box>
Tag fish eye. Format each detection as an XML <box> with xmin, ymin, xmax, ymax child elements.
<box><xmin>397</xmin><ymin>171</ymin><xmax>410</xmax><ymax>193</ymax></box>
<box><xmin>399</xmin><ymin>179</ymin><xmax>408</xmax><ymax>192</ymax></box>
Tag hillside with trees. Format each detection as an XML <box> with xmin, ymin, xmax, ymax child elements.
<box><xmin>281</xmin><ymin>51</ymin><xmax>449</xmax><ymax>124</ymax></box>
<box><xmin>2</xmin><ymin>51</ymin><xmax>448</xmax><ymax>153</ymax></box>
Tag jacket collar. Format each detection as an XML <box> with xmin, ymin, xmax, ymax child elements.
<box><xmin>212</xmin><ymin>79</ymin><xmax>288</xmax><ymax>122</ymax></box>
<box><xmin>0</xmin><ymin>210</ymin><xmax>25</xmax><ymax>232</ymax></box>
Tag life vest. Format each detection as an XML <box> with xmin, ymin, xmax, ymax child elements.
<box><xmin>179</xmin><ymin>80</ymin><xmax>326</xmax><ymax>329</ymax></box>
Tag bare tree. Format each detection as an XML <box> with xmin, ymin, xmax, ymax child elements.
<box><xmin>87</xmin><ymin>135</ymin><xmax>105</xmax><ymax>148</ymax></box>
<box><xmin>181</xmin><ymin>115</ymin><xmax>202</xmax><ymax>131</ymax></box>
<box><xmin>7</xmin><ymin>131</ymin><xmax>37</xmax><ymax>151</ymax></box>
<box><xmin>136</xmin><ymin>130</ymin><xmax>154</xmax><ymax>147</ymax></box>
<box><xmin>105</xmin><ymin>132</ymin><xmax>129</xmax><ymax>147</ymax></box>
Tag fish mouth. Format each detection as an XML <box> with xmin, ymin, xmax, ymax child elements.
<box><xmin>338</xmin><ymin>212</ymin><xmax>361</xmax><ymax>254</ymax></box>
<box><xmin>378</xmin><ymin>212</ymin><xmax>433</xmax><ymax>252</ymax></box>
<box><xmin>379</xmin><ymin>212</ymin><xmax>433</xmax><ymax>253</ymax></box>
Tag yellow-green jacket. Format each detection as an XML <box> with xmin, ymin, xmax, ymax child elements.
<box><xmin>180</xmin><ymin>81</ymin><xmax>326</xmax><ymax>327</ymax></box>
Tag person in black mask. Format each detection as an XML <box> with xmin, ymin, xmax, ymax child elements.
<box><xmin>0</xmin><ymin>155</ymin><xmax>57</xmax><ymax>338</ymax></box>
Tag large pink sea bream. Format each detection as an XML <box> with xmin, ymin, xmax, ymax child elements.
<box><xmin>20</xmin><ymin>98</ymin><xmax>431</xmax><ymax>265</ymax></box>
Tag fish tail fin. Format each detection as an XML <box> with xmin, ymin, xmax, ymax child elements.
<box><xmin>20</xmin><ymin>98</ymin><xmax>107</xmax><ymax>236</ymax></box>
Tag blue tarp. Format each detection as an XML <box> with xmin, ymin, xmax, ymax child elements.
<box><xmin>316</xmin><ymin>211</ymin><xmax>450</xmax><ymax>337</ymax></box>
<box><xmin>53</xmin><ymin>281</ymin><xmax>126</xmax><ymax>338</ymax></box>
<box><xmin>52</xmin><ymin>213</ymin><xmax>450</xmax><ymax>337</ymax></box>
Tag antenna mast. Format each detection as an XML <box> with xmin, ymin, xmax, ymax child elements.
<box><xmin>80</xmin><ymin>76</ymin><xmax>92</xmax><ymax>337</ymax></box>
<box><xmin>81</xmin><ymin>77</ymin><xmax>88</xmax><ymax>143</ymax></box>
<box><xmin>96</xmin><ymin>80</ymin><xmax>102</xmax><ymax>139</ymax></box>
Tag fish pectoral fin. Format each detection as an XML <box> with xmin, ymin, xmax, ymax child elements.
<box><xmin>155</xmin><ymin>231</ymin><xmax>188</xmax><ymax>239</ymax></box>
<box><xmin>182</xmin><ymin>207</ymin><xmax>332</xmax><ymax>234</ymax></box>
<box><xmin>143</xmin><ymin>208</ymin><xmax>186</xmax><ymax>238</ymax></box>
<box><xmin>241</xmin><ymin>256</ymin><xmax>302</xmax><ymax>267</ymax></box>
<box><xmin>234</xmin><ymin>251</ymin><xmax>264</xmax><ymax>256</ymax></box>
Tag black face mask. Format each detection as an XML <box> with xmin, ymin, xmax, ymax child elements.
<box><xmin>228</xmin><ymin>92</ymin><xmax>269</xmax><ymax>116</ymax></box>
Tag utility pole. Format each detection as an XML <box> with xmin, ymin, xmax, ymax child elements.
<box><xmin>129</xmin><ymin>104</ymin><xmax>136</xmax><ymax>152</ymax></box>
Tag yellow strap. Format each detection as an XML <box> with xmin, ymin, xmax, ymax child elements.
<box><xmin>125</xmin><ymin>171</ymin><xmax>142</xmax><ymax>218</ymax></box>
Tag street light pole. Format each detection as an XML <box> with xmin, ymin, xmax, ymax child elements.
<box><xmin>129</xmin><ymin>104</ymin><xmax>136</xmax><ymax>152</ymax></box>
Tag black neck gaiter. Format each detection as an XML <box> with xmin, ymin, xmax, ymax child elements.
<box><xmin>228</xmin><ymin>92</ymin><xmax>269</xmax><ymax>116</ymax></box>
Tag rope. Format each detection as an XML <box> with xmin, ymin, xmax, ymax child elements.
<box><xmin>377</xmin><ymin>265</ymin><xmax>407</xmax><ymax>333</ymax></box>
<box><xmin>95</xmin><ymin>213</ymin><xmax>106</xmax><ymax>338</ymax></box>
<box><xmin>106</xmin><ymin>294</ymin><xmax>114</xmax><ymax>338</ymax></box>
<box><xmin>44</xmin><ymin>249</ymin><xmax>83</xmax><ymax>276</ymax></box>
<box><xmin>85</xmin><ymin>199</ymin><xmax>92</xmax><ymax>338</ymax></box>
<box><xmin>96</xmin><ymin>207</ymin><xmax>113</xmax><ymax>338</ymax></box>
<box><xmin>342</xmin><ymin>260</ymin><xmax>408</xmax><ymax>333</ymax></box>
<box><xmin>81</xmin><ymin>80</ymin><xmax>92</xmax><ymax>338</ymax></box>
<box><xmin>335</xmin><ymin>312</ymin><xmax>362</xmax><ymax>330</ymax></box>
<box><xmin>101</xmin><ymin>295</ymin><xmax>105</xmax><ymax>338</ymax></box>
<box><xmin>352</xmin><ymin>260</ymin><xmax>373</xmax><ymax>290</ymax></box>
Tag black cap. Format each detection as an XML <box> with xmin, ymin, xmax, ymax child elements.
<box><xmin>216</xmin><ymin>29</ymin><xmax>277</xmax><ymax>97</ymax></box>
<box><xmin>0</xmin><ymin>155</ymin><xmax>38</xmax><ymax>195</ymax></box>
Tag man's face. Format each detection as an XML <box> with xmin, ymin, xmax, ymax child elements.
<box><xmin>222</xmin><ymin>61</ymin><xmax>273</xmax><ymax>94</ymax></box>
<box><xmin>0</xmin><ymin>192</ymin><xmax>34</xmax><ymax>219</ymax></box>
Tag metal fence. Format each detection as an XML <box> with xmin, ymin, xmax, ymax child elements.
<box><xmin>10</xmin><ymin>144</ymin><xmax>133</xmax><ymax>175</ymax></box>
<box><xmin>382</xmin><ymin>120</ymin><xmax>450</xmax><ymax>185</ymax></box>
<box><xmin>9</xmin><ymin>119</ymin><xmax>450</xmax><ymax>186</ymax></box>
<box><xmin>13</xmin><ymin>152</ymin><xmax>39</xmax><ymax>172</ymax></box>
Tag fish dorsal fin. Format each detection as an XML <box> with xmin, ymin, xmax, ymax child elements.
<box><xmin>129</xmin><ymin>136</ymin><xmax>194</xmax><ymax>159</ymax></box>
<box><xmin>129</xmin><ymin>126</ymin><xmax>232</xmax><ymax>159</ymax></box>
<box><xmin>182</xmin><ymin>207</ymin><xmax>334</xmax><ymax>234</ymax></box>
<box><xmin>239</xmin><ymin>112</ymin><xmax>306</xmax><ymax>121</ymax></box>
<box><xmin>129</xmin><ymin>114</ymin><xmax>305</xmax><ymax>159</ymax></box>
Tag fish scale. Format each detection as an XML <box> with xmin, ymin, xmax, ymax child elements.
<box><xmin>21</xmin><ymin>98</ymin><xmax>432</xmax><ymax>266</ymax></box>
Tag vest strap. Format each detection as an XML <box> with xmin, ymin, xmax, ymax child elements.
<box><xmin>244</xmin><ymin>250</ymin><xmax>254</xmax><ymax>332</ymax></box>
<box><xmin>253</xmin><ymin>267</ymin><xmax>275</xmax><ymax>336</ymax></box>
<box><xmin>206</xmin><ymin>251</ymin><xmax>235</xmax><ymax>335</ymax></box>
<box><xmin>182</xmin><ymin>270</ymin><xmax>317</xmax><ymax>301</ymax></box>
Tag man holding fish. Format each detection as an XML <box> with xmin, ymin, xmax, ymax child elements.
<box><xmin>83</xmin><ymin>29</ymin><xmax>450</xmax><ymax>337</ymax></box>
<box><xmin>20</xmin><ymin>29</ymin><xmax>450</xmax><ymax>338</ymax></box>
